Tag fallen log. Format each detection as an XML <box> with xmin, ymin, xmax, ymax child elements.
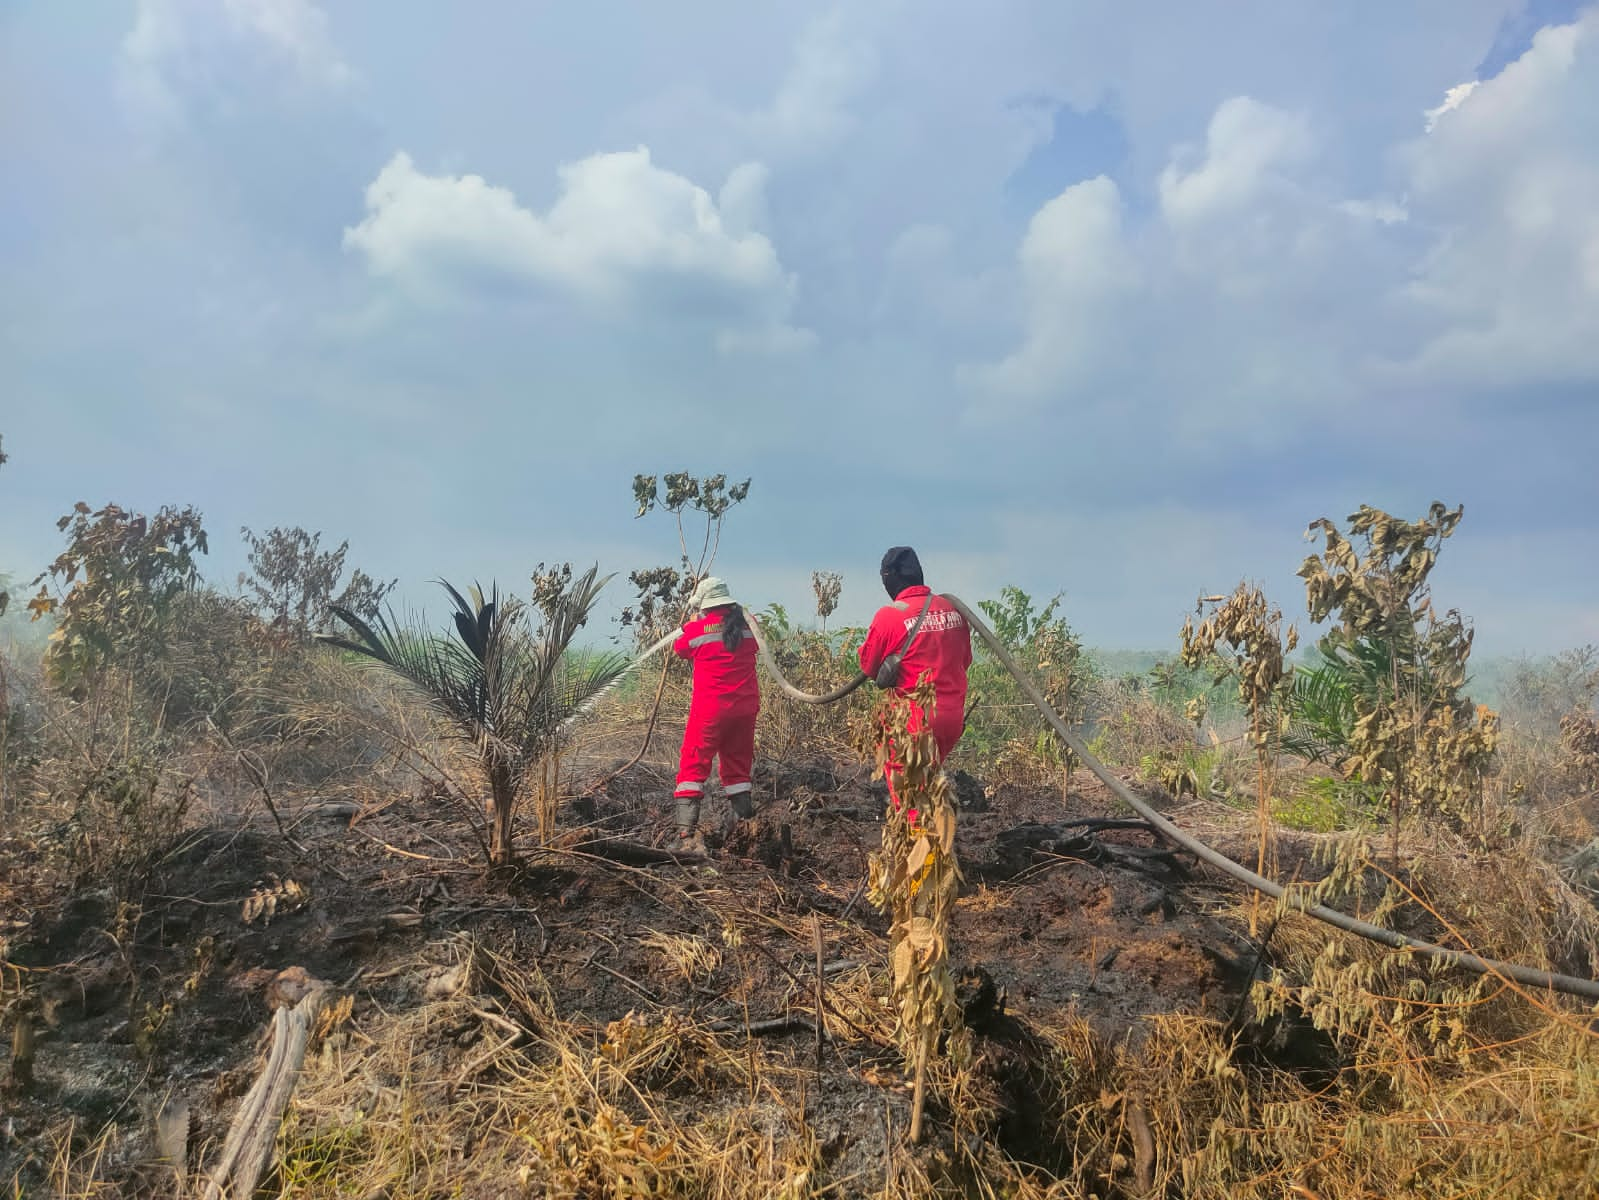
<box><xmin>982</xmin><ymin>820</ymin><xmax>1188</xmax><ymax>881</ymax></box>
<box><xmin>202</xmin><ymin>968</ymin><xmax>329</xmax><ymax>1200</ymax></box>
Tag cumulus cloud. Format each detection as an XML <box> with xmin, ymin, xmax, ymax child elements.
<box><xmin>1394</xmin><ymin>11</ymin><xmax>1599</xmax><ymax>387</ymax></box>
<box><xmin>744</xmin><ymin>8</ymin><xmax>878</xmax><ymax>161</ymax></box>
<box><xmin>1158</xmin><ymin>97</ymin><xmax>1313</xmax><ymax>228</ymax></box>
<box><xmin>1423</xmin><ymin>80</ymin><xmax>1481</xmax><ymax>133</ymax></box>
<box><xmin>968</xmin><ymin>9</ymin><xmax>1599</xmax><ymax>421</ymax></box>
<box><xmin>963</xmin><ymin>95</ymin><xmax>1362</xmax><ymax>411</ymax></box>
<box><xmin>716</xmin><ymin>163</ymin><xmax>772</xmax><ymax>238</ymax></box>
<box><xmin>1156</xmin><ymin>97</ymin><xmax>1342</xmax><ymax>303</ymax></box>
<box><xmin>120</xmin><ymin>0</ymin><xmax>351</xmax><ymax>122</ymax></box>
<box><xmin>343</xmin><ymin>148</ymin><xmax>810</xmax><ymax>352</ymax></box>
<box><xmin>959</xmin><ymin>177</ymin><xmax>1138</xmax><ymax>400</ymax></box>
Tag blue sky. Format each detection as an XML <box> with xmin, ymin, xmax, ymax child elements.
<box><xmin>2</xmin><ymin>0</ymin><xmax>1597</xmax><ymax>654</ymax></box>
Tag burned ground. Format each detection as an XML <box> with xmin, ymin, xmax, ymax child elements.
<box><xmin>5</xmin><ymin>734</ymin><xmax>1596</xmax><ymax>1199</ymax></box>
<box><xmin>0</xmin><ymin>749</ymin><xmax>1293</xmax><ymax>1196</ymax></box>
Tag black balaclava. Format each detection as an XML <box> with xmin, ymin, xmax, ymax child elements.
<box><xmin>880</xmin><ymin>546</ymin><xmax>924</xmax><ymax>598</ymax></box>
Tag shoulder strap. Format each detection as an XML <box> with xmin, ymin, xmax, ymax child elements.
<box><xmin>898</xmin><ymin>593</ymin><xmax>933</xmax><ymax>656</ymax></box>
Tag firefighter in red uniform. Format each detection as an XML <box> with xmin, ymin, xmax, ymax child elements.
<box><xmin>858</xmin><ymin>546</ymin><xmax>972</xmax><ymax>814</ymax></box>
<box><xmin>672</xmin><ymin>577</ymin><xmax>760</xmax><ymax>853</ymax></box>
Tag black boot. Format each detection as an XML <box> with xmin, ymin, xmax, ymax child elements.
<box><xmin>674</xmin><ymin>795</ymin><xmax>706</xmax><ymax>855</ymax></box>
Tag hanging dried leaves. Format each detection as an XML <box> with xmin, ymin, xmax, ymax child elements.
<box><xmin>1295</xmin><ymin>503</ymin><xmax>1498</xmax><ymax>845</ymax></box>
<box><xmin>861</xmin><ymin>679</ymin><xmax>965</xmax><ymax>1074</ymax></box>
<box><xmin>1181</xmin><ymin>582</ymin><xmax>1297</xmax><ymax>927</ymax></box>
<box><xmin>1558</xmin><ymin>709</ymin><xmax>1599</xmax><ymax>792</ymax></box>
<box><xmin>1180</xmin><ymin>583</ymin><xmax>1297</xmax><ymax>749</ymax></box>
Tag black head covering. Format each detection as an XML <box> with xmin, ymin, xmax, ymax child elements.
<box><xmin>879</xmin><ymin>545</ymin><xmax>924</xmax><ymax>597</ymax></box>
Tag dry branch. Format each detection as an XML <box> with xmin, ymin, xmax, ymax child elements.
<box><xmin>202</xmin><ymin>970</ymin><xmax>330</xmax><ymax>1200</ymax></box>
<box><xmin>812</xmin><ymin>913</ymin><xmax>826</xmax><ymax>1071</ymax></box>
<box><xmin>1127</xmin><ymin>1100</ymin><xmax>1156</xmax><ymax>1196</ymax></box>
<box><xmin>707</xmin><ymin>1014</ymin><xmax>819</xmax><ymax>1036</ymax></box>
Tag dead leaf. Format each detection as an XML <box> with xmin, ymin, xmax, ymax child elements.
<box><xmin>905</xmin><ymin>837</ymin><xmax>931</xmax><ymax>880</ymax></box>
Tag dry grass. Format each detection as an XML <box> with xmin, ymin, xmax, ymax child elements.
<box><xmin>21</xmin><ymin>814</ymin><xmax>1599</xmax><ymax>1200</ymax></box>
<box><xmin>639</xmin><ymin>928</ymin><xmax>723</xmax><ymax>983</ymax></box>
<box><xmin>280</xmin><ymin>940</ymin><xmax>832</xmax><ymax>1199</ymax></box>
<box><xmin>264</xmin><ymin>819</ymin><xmax>1599</xmax><ymax>1200</ymax></box>
<box><xmin>13</xmin><ymin>640</ymin><xmax>1599</xmax><ymax>1198</ymax></box>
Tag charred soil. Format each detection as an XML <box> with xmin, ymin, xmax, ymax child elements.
<box><xmin>1</xmin><ymin>756</ymin><xmax>1365</xmax><ymax>1195</ymax></box>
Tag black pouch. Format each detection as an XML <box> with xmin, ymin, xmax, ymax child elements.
<box><xmin>875</xmin><ymin>653</ymin><xmax>904</xmax><ymax>688</ymax></box>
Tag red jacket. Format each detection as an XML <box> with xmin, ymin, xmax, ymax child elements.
<box><xmin>858</xmin><ymin>586</ymin><xmax>972</xmax><ymax>736</ymax></box>
<box><xmin>675</xmin><ymin>606</ymin><xmax>760</xmax><ymax>719</ymax></box>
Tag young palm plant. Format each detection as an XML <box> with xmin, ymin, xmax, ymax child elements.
<box><xmin>322</xmin><ymin>569</ymin><xmax>623</xmax><ymax>867</ymax></box>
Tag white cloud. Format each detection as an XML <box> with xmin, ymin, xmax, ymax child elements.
<box><xmin>969</xmin><ymin>17</ymin><xmax>1599</xmax><ymax>421</ymax></box>
<box><xmin>959</xmin><ymin>176</ymin><xmax>1138</xmax><ymax>401</ymax></box>
<box><xmin>716</xmin><ymin>163</ymin><xmax>771</xmax><ymax>238</ymax></box>
<box><xmin>622</xmin><ymin>5</ymin><xmax>880</xmax><ymax>174</ymax></box>
<box><xmin>1424</xmin><ymin>80</ymin><xmax>1480</xmax><ymax>133</ymax></box>
<box><xmin>744</xmin><ymin>8</ymin><xmax>878</xmax><ymax>161</ymax></box>
<box><xmin>1158</xmin><ymin>97</ymin><xmax>1313</xmax><ymax>228</ymax></box>
<box><xmin>343</xmin><ymin>148</ymin><xmax>810</xmax><ymax>352</ymax></box>
<box><xmin>121</xmin><ymin>0</ymin><xmax>351</xmax><ymax>122</ymax></box>
<box><xmin>964</xmin><ymin>97</ymin><xmax>1343</xmax><ymax>407</ymax></box>
<box><xmin>1154</xmin><ymin>97</ymin><xmax>1349</xmax><ymax>303</ymax></box>
<box><xmin>1394</xmin><ymin>11</ymin><xmax>1599</xmax><ymax>386</ymax></box>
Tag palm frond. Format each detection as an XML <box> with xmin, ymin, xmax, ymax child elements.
<box><xmin>322</xmin><ymin>602</ymin><xmax>484</xmax><ymax>737</ymax></box>
<box><xmin>1281</xmin><ymin>662</ymin><xmax>1357</xmax><ymax>765</ymax></box>
<box><xmin>323</xmin><ymin>574</ymin><xmax>614</xmax><ymax>864</ymax></box>
<box><xmin>327</xmin><ymin>573</ymin><xmax>615</xmax><ymax>754</ymax></box>
<box><xmin>540</xmin><ymin>649</ymin><xmax>630</xmax><ymax>737</ymax></box>
<box><xmin>441</xmin><ymin>579</ymin><xmax>497</xmax><ymax>664</ymax></box>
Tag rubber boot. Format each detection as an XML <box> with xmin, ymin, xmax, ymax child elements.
<box><xmin>674</xmin><ymin>795</ymin><xmax>706</xmax><ymax>856</ymax></box>
<box><xmin>729</xmin><ymin>790</ymin><xmax>755</xmax><ymax>820</ymax></box>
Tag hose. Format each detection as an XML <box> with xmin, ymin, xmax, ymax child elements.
<box><xmin>939</xmin><ymin>596</ymin><xmax>1599</xmax><ymax>1003</ymax></box>
<box><xmin>556</xmin><ymin>627</ymin><xmax>679</xmax><ymax>739</ymax></box>
<box><xmin>573</xmin><ymin>592</ymin><xmax>1599</xmax><ymax>1001</ymax></box>
<box><xmin>744</xmin><ymin>611</ymin><xmax>870</xmax><ymax>704</ymax></box>
<box><xmin>734</xmin><ymin>590</ymin><xmax>1599</xmax><ymax>1003</ymax></box>
<box><xmin>568</xmin><ymin>608</ymin><xmax>867</xmax><ymax>742</ymax></box>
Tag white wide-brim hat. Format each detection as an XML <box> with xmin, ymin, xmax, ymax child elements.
<box><xmin>690</xmin><ymin>576</ymin><xmax>736</xmax><ymax>609</ymax></box>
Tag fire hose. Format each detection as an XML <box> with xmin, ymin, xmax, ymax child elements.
<box><xmin>589</xmin><ymin>597</ymin><xmax>1599</xmax><ymax>1001</ymax></box>
<box><xmin>744</xmin><ymin>611</ymin><xmax>870</xmax><ymax>704</ymax></box>
<box><xmin>934</xmin><ymin>596</ymin><xmax>1599</xmax><ymax>1003</ymax></box>
<box><xmin>556</xmin><ymin>627</ymin><xmax>680</xmax><ymax>738</ymax></box>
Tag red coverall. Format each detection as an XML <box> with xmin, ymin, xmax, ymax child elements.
<box><xmin>857</xmin><ymin>586</ymin><xmax>973</xmax><ymax>812</ymax></box>
<box><xmin>673</xmin><ymin>606</ymin><xmax>761</xmax><ymax>803</ymax></box>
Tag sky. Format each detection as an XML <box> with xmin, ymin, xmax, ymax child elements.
<box><xmin>2</xmin><ymin>0</ymin><xmax>1597</xmax><ymax>654</ymax></box>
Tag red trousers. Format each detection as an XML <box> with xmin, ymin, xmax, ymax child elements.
<box><xmin>880</xmin><ymin>699</ymin><xmax>962</xmax><ymax>821</ymax></box>
<box><xmin>674</xmin><ymin>709</ymin><xmax>757</xmax><ymax>799</ymax></box>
